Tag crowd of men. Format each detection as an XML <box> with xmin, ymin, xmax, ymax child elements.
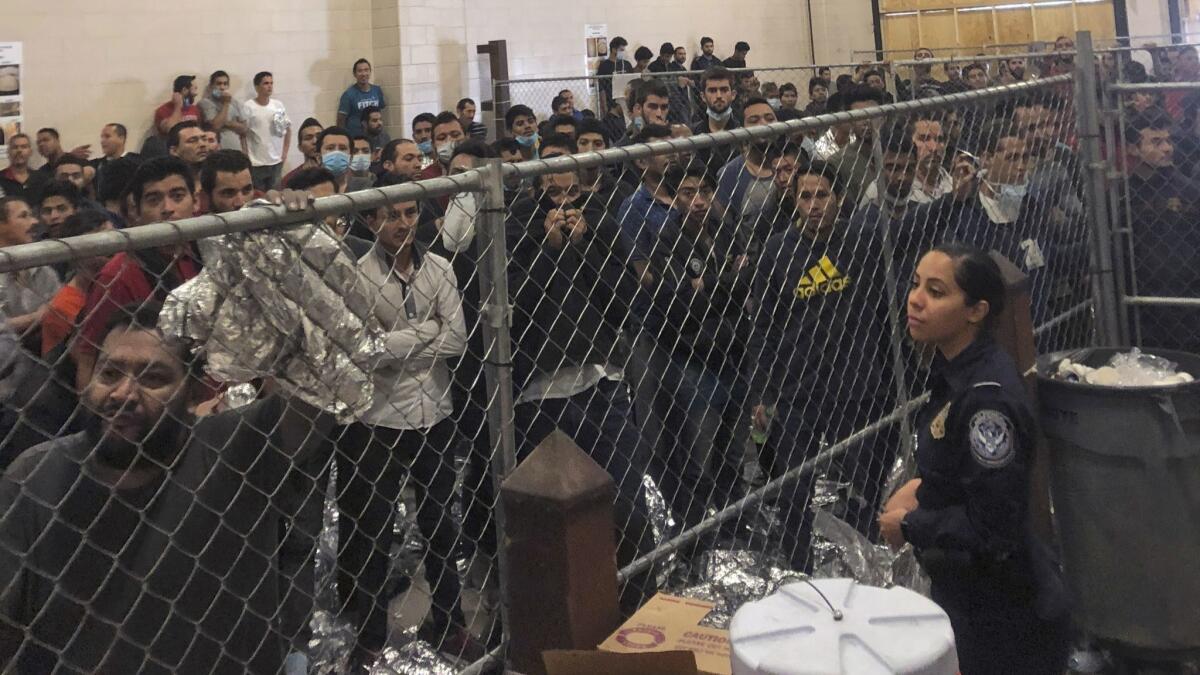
<box><xmin>0</xmin><ymin>39</ymin><xmax>1196</xmax><ymax>674</ymax></box>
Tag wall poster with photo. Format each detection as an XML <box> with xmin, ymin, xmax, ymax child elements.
<box><xmin>0</xmin><ymin>42</ymin><xmax>23</xmax><ymax>162</ymax></box>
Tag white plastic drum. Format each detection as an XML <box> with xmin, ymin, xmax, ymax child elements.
<box><xmin>729</xmin><ymin>578</ymin><xmax>957</xmax><ymax>675</ymax></box>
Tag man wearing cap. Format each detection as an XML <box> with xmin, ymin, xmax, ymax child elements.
<box><xmin>154</xmin><ymin>75</ymin><xmax>203</xmax><ymax>137</ymax></box>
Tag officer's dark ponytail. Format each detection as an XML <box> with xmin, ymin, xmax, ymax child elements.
<box><xmin>932</xmin><ymin>243</ymin><xmax>1006</xmax><ymax>332</ymax></box>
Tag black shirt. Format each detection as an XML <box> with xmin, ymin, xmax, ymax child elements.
<box><xmin>0</xmin><ymin>397</ymin><xmax>328</xmax><ymax>674</ymax></box>
<box><xmin>596</xmin><ymin>58</ymin><xmax>634</xmax><ymax>104</ymax></box>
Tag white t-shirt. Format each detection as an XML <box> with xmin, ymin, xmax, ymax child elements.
<box><xmin>243</xmin><ymin>98</ymin><xmax>290</xmax><ymax>167</ymax></box>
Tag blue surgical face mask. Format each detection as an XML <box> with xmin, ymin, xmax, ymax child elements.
<box><xmin>322</xmin><ymin>150</ymin><xmax>350</xmax><ymax>176</ymax></box>
<box><xmin>516</xmin><ymin>132</ymin><xmax>539</xmax><ymax>148</ymax></box>
<box><xmin>707</xmin><ymin>107</ymin><xmax>732</xmax><ymax>122</ymax></box>
<box><xmin>417</xmin><ymin>139</ymin><xmax>433</xmax><ymax>155</ymax></box>
<box><xmin>350</xmin><ymin>154</ymin><xmax>372</xmax><ymax>172</ymax></box>
<box><xmin>211</xmin><ymin>89</ymin><xmax>224</xmax><ymax>101</ymax></box>
<box><xmin>632</xmin><ymin>117</ymin><xmax>645</xmax><ymax>131</ymax></box>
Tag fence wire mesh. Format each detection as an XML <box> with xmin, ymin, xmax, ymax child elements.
<box><xmin>0</xmin><ymin>67</ymin><xmax>1102</xmax><ymax>674</ymax></box>
<box><xmin>1107</xmin><ymin>77</ymin><xmax>1200</xmax><ymax>353</ymax></box>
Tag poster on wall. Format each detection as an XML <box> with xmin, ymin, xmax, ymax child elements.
<box><xmin>585</xmin><ymin>24</ymin><xmax>608</xmax><ymax>73</ymax></box>
<box><xmin>584</xmin><ymin>25</ymin><xmax>608</xmax><ymax>113</ymax></box>
<box><xmin>0</xmin><ymin>42</ymin><xmax>22</xmax><ymax>163</ymax></box>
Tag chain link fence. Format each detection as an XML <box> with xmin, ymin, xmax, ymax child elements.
<box><xmin>1105</xmin><ymin>72</ymin><xmax>1200</xmax><ymax>353</ymax></box>
<box><xmin>0</xmin><ymin>55</ymin><xmax>1112</xmax><ymax>673</ymax></box>
<box><xmin>493</xmin><ymin>64</ymin><xmax>871</xmax><ymax>140</ymax></box>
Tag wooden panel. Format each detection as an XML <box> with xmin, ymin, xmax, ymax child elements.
<box><xmin>995</xmin><ymin>5</ymin><xmax>1035</xmax><ymax>46</ymax></box>
<box><xmin>957</xmin><ymin>9</ymin><xmax>997</xmax><ymax>49</ymax></box>
<box><xmin>1076</xmin><ymin>2</ymin><xmax>1117</xmax><ymax>41</ymax></box>
<box><xmin>883</xmin><ymin>14</ymin><xmax>921</xmax><ymax>55</ymax></box>
<box><xmin>880</xmin><ymin>0</ymin><xmax>920</xmax><ymax>13</ymax></box>
<box><xmin>1031</xmin><ymin>4</ymin><xmax>1077</xmax><ymax>42</ymax></box>
<box><xmin>919</xmin><ymin>10</ymin><xmax>961</xmax><ymax>51</ymax></box>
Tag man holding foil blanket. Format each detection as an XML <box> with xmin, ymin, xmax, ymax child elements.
<box><xmin>0</xmin><ymin>188</ymin><xmax>387</xmax><ymax>673</ymax></box>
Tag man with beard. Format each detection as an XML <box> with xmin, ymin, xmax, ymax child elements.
<box><xmin>0</xmin><ymin>302</ymin><xmax>333</xmax><ymax>674</ymax></box>
<box><xmin>691</xmin><ymin>67</ymin><xmax>741</xmax><ymax>176</ymax></box>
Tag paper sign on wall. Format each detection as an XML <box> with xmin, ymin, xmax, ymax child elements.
<box><xmin>0</xmin><ymin>42</ymin><xmax>22</xmax><ymax>163</ymax></box>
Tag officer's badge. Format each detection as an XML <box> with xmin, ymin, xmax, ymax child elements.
<box><xmin>689</xmin><ymin>258</ymin><xmax>704</xmax><ymax>277</ymax></box>
<box><xmin>968</xmin><ymin>409</ymin><xmax>1015</xmax><ymax>468</ymax></box>
<box><xmin>1166</xmin><ymin>197</ymin><xmax>1183</xmax><ymax>213</ymax></box>
<box><xmin>929</xmin><ymin>402</ymin><xmax>951</xmax><ymax>439</ymax></box>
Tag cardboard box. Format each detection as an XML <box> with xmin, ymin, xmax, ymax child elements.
<box><xmin>599</xmin><ymin>593</ymin><xmax>731</xmax><ymax>675</ymax></box>
<box><xmin>543</xmin><ymin>649</ymin><xmax>699</xmax><ymax>675</ymax></box>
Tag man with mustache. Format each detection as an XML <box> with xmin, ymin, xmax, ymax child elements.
<box><xmin>0</xmin><ymin>302</ymin><xmax>333</xmax><ymax>674</ymax></box>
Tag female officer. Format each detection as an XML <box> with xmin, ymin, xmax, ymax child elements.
<box><xmin>878</xmin><ymin>243</ymin><xmax>1069</xmax><ymax>674</ymax></box>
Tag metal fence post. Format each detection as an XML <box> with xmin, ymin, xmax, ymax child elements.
<box><xmin>868</xmin><ymin>120</ymin><xmax>916</xmax><ymax>488</ymax></box>
<box><xmin>474</xmin><ymin>157</ymin><xmax>518</xmax><ymax>657</ymax></box>
<box><xmin>1073</xmin><ymin>31</ymin><xmax>1123</xmax><ymax>346</ymax></box>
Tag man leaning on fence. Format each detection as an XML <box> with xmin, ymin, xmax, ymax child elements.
<box><xmin>505</xmin><ymin>160</ymin><xmax>658</xmax><ymax>613</ymax></box>
<box><xmin>0</xmin><ymin>302</ymin><xmax>334</xmax><ymax>674</ymax></box>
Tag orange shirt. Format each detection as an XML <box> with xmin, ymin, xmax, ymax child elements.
<box><xmin>40</xmin><ymin>284</ymin><xmax>87</xmax><ymax>357</ymax></box>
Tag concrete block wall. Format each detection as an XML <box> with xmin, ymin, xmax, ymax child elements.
<box><xmin>4</xmin><ymin>0</ymin><xmax>820</xmax><ymax>168</ymax></box>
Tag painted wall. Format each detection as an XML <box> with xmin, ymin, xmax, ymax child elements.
<box><xmin>4</xmin><ymin>0</ymin><xmax>821</xmax><ymax>168</ymax></box>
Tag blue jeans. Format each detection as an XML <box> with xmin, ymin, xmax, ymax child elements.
<box><xmin>514</xmin><ymin>378</ymin><xmax>657</xmax><ymax>611</ymax></box>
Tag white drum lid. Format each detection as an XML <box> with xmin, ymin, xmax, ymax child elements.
<box><xmin>729</xmin><ymin>578</ymin><xmax>957</xmax><ymax>675</ymax></box>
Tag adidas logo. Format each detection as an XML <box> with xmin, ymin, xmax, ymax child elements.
<box><xmin>794</xmin><ymin>255</ymin><xmax>852</xmax><ymax>299</ymax></box>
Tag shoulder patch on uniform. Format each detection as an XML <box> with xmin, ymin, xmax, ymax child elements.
<box><xmin>968</xmin><ymin>409</ymin><xmax>1016</xmax><ymax>468</ymax></box>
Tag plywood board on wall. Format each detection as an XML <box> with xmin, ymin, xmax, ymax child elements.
<box><xmin>1077</xmin><ymin>2</ymin><xmax>1117</xmax><ymax>40</ymax></box>
<box><xmin>956</xmin><ymin>9</ymin><xmax>997</xmax><ymax>50</ymax></box>
<box><xmin>919</xmin><ymin>10</ymin><xmax>960</xmax><ymax>51</ymax></box>
<box><xmin>1031</xmin><ymin>4</ymin><xmax>1077</xmax><ymax>42</ymax></box>
<box><xmin>883</xmin><ymin>13</ymin><xmax>921</xmax><ymax>53</ymax></box>
<box><xmin>995</xmin><ymin>4</ymin><xmax>1035</xmax><ymax>45</ymax></box>
<box><xmin>880</xmin><ymin>0</ymin><xmax>920</xmax><ymax>13</ymax></box>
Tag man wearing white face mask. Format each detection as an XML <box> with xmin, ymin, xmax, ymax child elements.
<box><xmin>347</xmin><ymin>135</ymin><xmax>377</xmax><ymax>192</ymax></box>
<box><xmin>691</xmin><ymin>66</ymin><xmax>740</xmax><ymax>177</ymax></box>
<box><xmin>928</xmin><ymin>120</ymin><xmax>1071</xmax><ymax>332</ymax></box>
<box><xmin>597</xmin><ymin>36</ymin><xmax>634</xmax><ymax>117</ymax></box>
<box><xmin>416</xmin><ymin>112</ymin><xmax>467</xmax><ymax>215</ymax></box>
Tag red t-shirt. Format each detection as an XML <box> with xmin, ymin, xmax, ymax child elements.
<box><xmin>75</xmin><ymin>251</ymin><xmax>200</xmax><ymax>356</ymax></box>
<box><xmin>154</xmin><ymin>100</ymin><xmax>202</xmax><ymax>134</ymax></box>
<box><xmin>40</xmin><ymin>284</ymin><xmax>87</xmax><ymax>356</ymax></box>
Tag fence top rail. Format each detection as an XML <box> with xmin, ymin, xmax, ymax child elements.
<box><xmin>0</xmin><ymin>75</ymin><xmax>1069</xmax><ymax>275</ymax></box>
<box><xmin>498</xmin><ymin>62</ymin><xmax>882</xmax><ymax>86</ymax></box>
<box><xmin>1108</xmin><ymin>81</ymin><xmax>1200</xmax><ymax>92</ymax></box>
<box><xmin>499</xmin><ymin>75</ymin><xmax>1071</xmax><ymax>180</ymax></box>
<box><xmin>0</xmin><ymin>172</ymin><xmax>485</xmax><ymax>274</ymax></box>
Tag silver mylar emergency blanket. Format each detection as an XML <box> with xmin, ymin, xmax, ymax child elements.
<box><xmin>160</xmin><ymin>208</ymin><xmax>384</xmax><ymax>420</ymax></box>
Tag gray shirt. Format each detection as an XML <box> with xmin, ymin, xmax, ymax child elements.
<box><xmin>0</xmin><ymin>267</ymin><xmax>60</xmax><ymax>320</ymax></box>
<box><xmin>199</xmin><ymin>96</ymin><xmax>248</xmax><ymax>151</ymax></box>
<box><xmin>0</xmin><ymin>397</ymin><xmax>328</xmax><ymax>674</ymax></box>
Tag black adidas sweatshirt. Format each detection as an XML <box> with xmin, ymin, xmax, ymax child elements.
<box><xmin>746</xmin><ymin>221</ymin><xmax>894</xmax><ymax>408</ymax></box>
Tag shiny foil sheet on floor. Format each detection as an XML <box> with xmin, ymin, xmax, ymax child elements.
<box><xmin>159</xmin><ymin>212</ymin><xmax>384</xmax><ymax>420</ymax></box>
<box><xmin>308</xmin><ymin>476</ymin><xmax>459</xmax><ymax>674</ymax></box>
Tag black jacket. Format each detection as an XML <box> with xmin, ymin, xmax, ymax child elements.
<box><xmin>645</xmin><ymin>217</ymin><xmax>752</xmax><ymax>377</ymax></box>
<box><xmin>505</xmin><ymin>197</ymin><xmax>638</xmax><ymax>389</ymax></box>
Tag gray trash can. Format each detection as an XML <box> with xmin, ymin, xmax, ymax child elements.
<box><xmin>1037</xmin><ymin>347</ymin><xmax>1200</xmax><ymax>657</ymax></box>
